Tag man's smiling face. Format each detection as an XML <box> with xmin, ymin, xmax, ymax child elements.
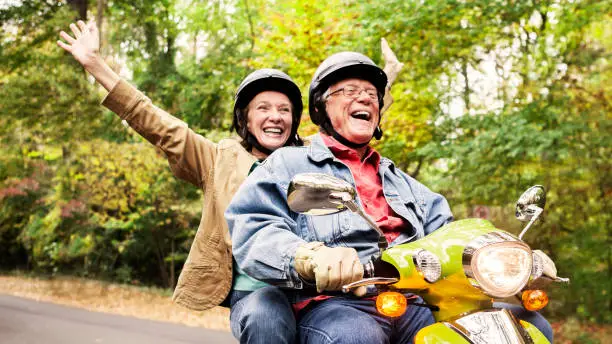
<box><xmin>324</xmin><ymin>78</ymin><xmax>380</xmax><ymax>145</ymax></box>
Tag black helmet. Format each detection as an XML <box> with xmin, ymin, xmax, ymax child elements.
<box><xmin>308</xmin><ymin>52</ymin><xmax>387</xmax><ymax>126</ymax></box>
<box><xmin>232</xmin><ymin>68</ymin><xmax>303</xmax><ymax>151</ymax></box>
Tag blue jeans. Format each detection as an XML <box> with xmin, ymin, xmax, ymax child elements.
<box><xmin>495</xmin><ymin>302</ymin><xmax>554</xmax><ymax>343</ymax></box>
<box><xmin>229</xmin><ymin>287</ymin><xmax>296</xmax><ymax>344</ymax></box>
<box><xmin>297</xmin><ymin>295</ymin><xmax>434</xmax><ymax>344</ymax></box>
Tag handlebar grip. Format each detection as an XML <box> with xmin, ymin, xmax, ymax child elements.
<box><xmin>363</xmin><ymin>261</ymin><xmax>375</xmax><ymax>278</ymax></box>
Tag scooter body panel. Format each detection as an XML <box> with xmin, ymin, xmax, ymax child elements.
<box><xmin>415</xmin><ymin>323</ymin><xmax>469</xmax><ymax>343</ymax></box>
<box><xmin>521</xmin><ymin>320</ymin><xmax>550</xmax><ymax>343</ymax></box>
<box><xmin>382</xmin><ymin>219</ymin><xmax>505</xmax><ymax>320</ymax></box>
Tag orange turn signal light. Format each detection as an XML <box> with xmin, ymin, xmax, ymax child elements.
<box><xmin>376</xmin><ymin>291</ymin><xmax>407</xmax><ymax>317</ymax></box>
<box><xmin>522</xmin><ymin>289</ymin><xmax>549</xmax><ymax>311</ymax></box>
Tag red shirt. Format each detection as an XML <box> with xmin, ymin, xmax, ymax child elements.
<box><xmin>293</xmin><ymin>134</ymin><xmax>410</xmax><ymax>314</ymax></box>
<box><xmin>321</xmin><ymin>133</ymin><xmax>408</xmax><ymax>243</ymax></box>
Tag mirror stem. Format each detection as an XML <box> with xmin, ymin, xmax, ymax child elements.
<box><xmin>344</xmin><ymin>200</ymin><xmax>388</xmax><ymax>250</ymax></box>
<box><xmin>518</xmin><ymin>206</ymin><xmax>543</xmax><ymax>240</ymax></box>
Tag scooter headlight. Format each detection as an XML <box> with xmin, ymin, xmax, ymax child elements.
<box><xmin>464</xmin><ymin>235</ymin><xmax>533</xmax><ymax>298</ymax></box>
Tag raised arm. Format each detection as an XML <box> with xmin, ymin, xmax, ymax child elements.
<box><xmin>58</xmin><ymin>21</ymin><xmax>217</xmax><ymax>188</ymax></box>
<box><xmin>380</xmin><ymin>38</ymin><xmax>405</xmax><ymax>114</ymax></box>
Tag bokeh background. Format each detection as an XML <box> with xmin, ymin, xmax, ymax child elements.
<box><xmin>1</xmin><ymin>0</ymin><xmax>609</xmax><ymax>339</ymax></box>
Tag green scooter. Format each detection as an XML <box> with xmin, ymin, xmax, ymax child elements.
<box><xmin>287</xmin><ymin>173</ymin><xmax>568</xmax><ymax>344</ymax></box>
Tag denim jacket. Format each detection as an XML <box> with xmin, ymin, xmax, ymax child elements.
<box><xmin>226</xmin><ymin>134</ymin><xmax>453</xmax><ymax>302</ymax></box>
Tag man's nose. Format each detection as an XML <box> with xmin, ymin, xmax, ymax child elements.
<box><xmin>356</xmin><ymin>90</ymin><xmax>373</xmax><ymax>104</ymax></box>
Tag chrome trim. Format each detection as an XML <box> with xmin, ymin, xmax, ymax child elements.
<box><xmin>341</xmin><ymin>277</ymin><xmax>399</xmax><ymax>293</ymax></box>
<box><xmin>447</xmin><ymin>309</ymin><xmax>534</xmax><ymax>344</ymax></box>
<box><xmin>553</xmin><ymin>276</ymin><xmax>570</xmax><ymax>283</ymax></box>
<box><xmin>412</xmin><ymin>249</ymin><xmax>442</xmax><ymax>283</ymax></box>
<box><xmin>463</xmin><ymin>232</ymin><xmax>531</xmax><ymax>297</ymax></box>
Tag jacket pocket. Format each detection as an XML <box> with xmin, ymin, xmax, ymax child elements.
<box><xmin>306</xmin><ymin>213</ymin><xmax>342</xmax><ymax>245</ymax></box>
<box><xmin>180</xmin><ymin>263</ymin><xmax>221</xmax><ymax>287</ymax></box>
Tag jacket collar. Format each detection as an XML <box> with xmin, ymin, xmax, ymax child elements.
<box><xmin>308</xmin><ymin>132</ymin><xmax>397</xmax><ymax>172</ymax></box>
<box><xmin>307</xmin><ymin>133</ymin><xmax>336</xmax><ymax>163</ymax></box>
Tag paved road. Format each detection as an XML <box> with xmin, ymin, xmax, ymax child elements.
<box><xmin>0</xmin><ymin>294</ymin><xmax>237</xmax><ymax>344</ymax></box>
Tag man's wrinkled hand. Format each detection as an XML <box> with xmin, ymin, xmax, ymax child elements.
<box><xmin>295</xmin><ymin>243</ymin><xmax>364</xmax><ymax>293</ymax></box>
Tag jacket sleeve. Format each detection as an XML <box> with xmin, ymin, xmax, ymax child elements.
<box><xmin>102</xmin><ymin>79</ymin><xmax>216</xmax><ymax>188</ymax></box>
<box><xmin>226</xmin><ymin>156</ymin><xmax>307</xmax><ymax>289</ymax></box>
<box><xmin>422</xmin><ymin>190</ymin><xmax>454</xmax><ymax>235</ymax></box>
<box><xmin>398</xmin><ymin>169</ymin><xmax>454</xmax><ymax>235</ymax></box>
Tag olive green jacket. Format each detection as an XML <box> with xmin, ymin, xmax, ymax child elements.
<box><xmin>102</xmin><ymin>80</ymin><xmax>257</xmax><ymax>311</ymax></box>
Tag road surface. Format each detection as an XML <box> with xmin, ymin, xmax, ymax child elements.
<box><xmin>0</xmin><ymin>294</ymin><xmax>237</xmax><ymax>344</ymax></box>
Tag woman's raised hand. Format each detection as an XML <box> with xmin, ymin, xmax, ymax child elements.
<box><xmin>57</xmin><ymin>20</ymin><xmax>119</xmax><ymax>91</ymax></box>
<box><xmin>57</xmin><ymin>20</ymin><xmax>100</xmax><ymax>69</ymax></box>
<box><xmin>381</xmin><ymin>38</ymin><xmax>404</xmax><ymax>86</ymax></box>
<box><xmin>380</xmin><ymin>38</ymin><xmax>404</xmax><ymax>114</ymax></box>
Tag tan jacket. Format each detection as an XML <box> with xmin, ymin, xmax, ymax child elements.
<box><xmin>102</xmin><ymin>80</ymin><xmax>257</xmax><ymax>311</ymax></box>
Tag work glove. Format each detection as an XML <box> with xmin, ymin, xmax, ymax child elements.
<box><xmin>294</xmin><ymin>242</ymin><xmax>366</xmax><ymax>296</ymax></box>
<box><xmin>533</xmin><ymin>249</ymin><xmax>558</xmax><ymax>278</ymax></box>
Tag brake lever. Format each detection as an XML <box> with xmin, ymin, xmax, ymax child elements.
<box><xmin>341</xmin><ymin>277</ymin><xmax>399</xmax><ymax>293</ymax></box>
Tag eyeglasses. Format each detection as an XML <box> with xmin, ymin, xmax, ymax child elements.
<box><xmin>324</xmin><ymin>85</ymin><xmax>379</xmax><ymax>102</ymax></box>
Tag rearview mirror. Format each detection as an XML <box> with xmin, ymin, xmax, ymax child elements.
<box><xmin>515</xmin><ymin>185</ymin><xmax>546</xmax><ymax>222</ymax></box>
<box><xmin>287</xmin><ymin>173</ymin><xmax>355</xmax><ymax>215</ymax></box>
<box><xmin>288</xmin><ymin>173</ymin><xmax>388</xmax><ymax>250</ymax></box>
<box><xmin>515</xmin><ymin>185</ymin><xmax>546</xmax><ymax>240</ymax></box>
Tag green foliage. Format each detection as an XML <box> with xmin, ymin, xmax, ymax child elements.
<box><xmin>0</xmin><ymin>140</ymin><xmax>200</xmax><ymax>287</ymax></box>
<box><xmin>0</xmin><ymin>0</ymin><xmax>609</xmax><ymax>323</ymax></box>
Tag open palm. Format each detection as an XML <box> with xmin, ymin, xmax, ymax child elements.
<box><xmin>57</xmin><ymin>20</ymin><xmax>100</xmax><ymax>67</ymax></box>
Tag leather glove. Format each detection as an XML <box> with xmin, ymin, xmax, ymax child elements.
<box><xmin>533</xmin><ymin>249</ymin><xmax>558</xmax><ymax>278</ymax></box>
<box><xmin>294</xmin><ymin>242</ymin><xmax>366</xmax><ymax>295</ymax></box>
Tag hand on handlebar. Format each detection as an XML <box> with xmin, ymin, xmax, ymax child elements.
<box><xmin>295</xmin><ymin>242</ymin><xmax>365</xmax><ymax>294</ymax></box>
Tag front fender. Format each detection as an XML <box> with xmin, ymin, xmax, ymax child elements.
<box><xmin>415</xmin><ymin>323</ymin><xmax>468</xmax><ymax>344</ymax></box>
<box><xmin>521</xmin><ymin>320</ymin><xmax>550</xmax><ymax>343</ymax></box>
<box><xmin>414</xmin><ymin>320</ymin><xmax>551</xmax><ymax>344</ymax></box>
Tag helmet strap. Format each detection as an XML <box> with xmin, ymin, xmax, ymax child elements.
<box><xmin>246</xmin><ymin>133</ymin><xmax>273</xmax><ymax>156</ymax></box>
<box><xmin>322</xmin><ymin>120</ymin><xmax>369</xmax><ymax>149</ymax></box>
<box><xmin>373</xmin><ymin>126</ymin><xmax>383</xmax><ymax>140</ymax></box>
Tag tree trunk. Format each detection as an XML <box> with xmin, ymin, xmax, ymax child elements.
<box><xmin>461</xmin><ymin>58</ymin><xmax>470</xmax><ymax>113</ymax></box>
<box><xmin>170</xmin><ymin>239</ymin><xmax>175</xmax><ymax>288</ymax></box>
<box><xmin>96</xmin><ymin>0</ymin><xmax>106</xmax><ymax>53</ymax></box>
<box><xmin>67</xmin><ymin>0</ymin><xmax>88</xmax><ymax>21</ymax></box>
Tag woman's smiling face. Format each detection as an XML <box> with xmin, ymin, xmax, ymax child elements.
<box><xmin>246</xmin><ymin>91</ymin><xmax>293</xmax><ymax>152</ymax></box>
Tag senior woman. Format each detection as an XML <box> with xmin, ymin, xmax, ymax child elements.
<box><xmin>58</xmin><ymin>20</ymin><xmax>302</xmax><ymax>343</ymax></box>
